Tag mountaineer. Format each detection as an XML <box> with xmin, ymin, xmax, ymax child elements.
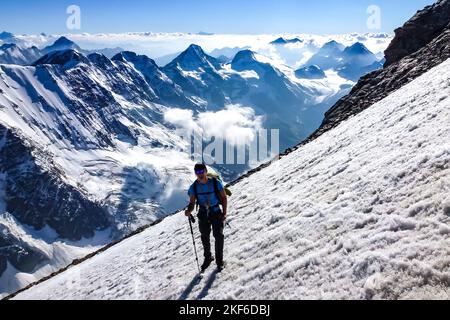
<box><xmin>185</xmin><ymin>163</ymin><xmax>228</xmax><ymax>272</ymax></box>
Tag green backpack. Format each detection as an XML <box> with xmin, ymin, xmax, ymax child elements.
<box><xmin>207</xmin><ymin>172</ymin><xmax>232</xmax><ymax>197</ymax></box>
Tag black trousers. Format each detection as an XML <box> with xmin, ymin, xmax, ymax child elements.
<box><xmin>198</xmin><ymin>207</ymin><xmax>225</xmax><ymax>265</ymax></box>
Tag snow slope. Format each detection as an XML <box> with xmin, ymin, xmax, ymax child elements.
<box><xmin>13</xmin><ymin>57</ymin><xmax>450</xmax><ymax>300</ymax></box>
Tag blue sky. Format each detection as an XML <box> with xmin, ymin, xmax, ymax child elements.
<box><xmin>0</xmin><ymin>0</ymin><xmax>436</xmax><ymax>35</ymax></box>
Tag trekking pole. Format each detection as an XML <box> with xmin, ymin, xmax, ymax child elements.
<box><xmin>188</xmin><ymin>215</ymin><xmax>201</xmax><ymax>273</ymax></box>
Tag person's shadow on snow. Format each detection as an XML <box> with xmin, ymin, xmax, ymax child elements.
<box><xmin>196</xmin><ymin>271</ymin><xmax>218</xmax><ymax>300</ymax></box>
<box><xmin>178</xmin><ymin>270</ymin><xmax>218</xmax><ymax>300</ymax></box>
<box><xmin>178</xmin><ymin>275</ymin><xmax>200</xmax><ymax>300</ymax></box>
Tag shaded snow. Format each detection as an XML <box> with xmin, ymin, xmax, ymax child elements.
<box><xmin>0</xmin><ymin>174</ymin><xmax>5</xmax><ymax>215</ymax></box>
<box><xmin>14</xmin><ymin>57</ymin><xmax>450</xmax><ymax>300</ymax></box>
<box><xmin>0</xmin><ymin>213</ymin><xmax>113</xmax><ymax>298</ymax></box>
<box><xmin>0</xmin><ymin>129</ymin><xmax>6</xmax><ymax>213</ymax></box>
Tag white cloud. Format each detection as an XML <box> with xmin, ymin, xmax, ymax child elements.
<box><xmin>163</xmin><ymin>105</ymin><xmax>264</xmax><ymax>146</ymax></box>
<box><xmin>198</xmin><ymin>105</ymin><xmax>264</xmax><ymax>144</ymax></box>
<box><xmin>163</xmin><ymin>108</ymin><xmax>200</xmax><ymax>133</ymax></box>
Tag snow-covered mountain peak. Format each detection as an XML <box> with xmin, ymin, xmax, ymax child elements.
<box><xmin>304</xmin><ymin>39</ymin><xmax>380</xmax><ymax>78</ymax></box>
<box><xmin>303</xmin><ymin>41</ymin><xmax>347</xmax><ymax>71</ymax></box>
<box><xmin>231</xmin><ymin>49</ymin><xmax>257</xmax><ymax>63</ymax></box>
<box><xmin>42</xmin><ymin>36</ymin><xmax>81</xmax><ymax>55</ymax></box>
<box><xmin>0</xmin><ymin>43</ymin><xmax>41</xmax><ymax>65</ymax></box>
<box><xmin>270</xmin><ymin>37</ymin><xmax>303</xmax><ymax>45</ymax></box>
<box><xmin>0</xmin><ymin>44</ymin><xmax>22</xmax><ymax>59</ymax></box>
<box><xmin>339</xmin><ymin>42</ymin><xmax>379</xmax><ymax>75</ymax></box>
<box><xmin>112</xmin><ymin>51</ymin><xmax>159</xmax><ymax>69</ymax></box>
<box><xmin>343</xmin><ymin>42</ymin><xmax>373</xmax><ymax>56</ymax></box>
<box><xmin>185</xmin><ymin>43</ymin><xmax>206</xmax><ymax>56</ymax></box>
<box><xmin>321</xmin><ymin>40</ymin><xmax>345</xmax><ymax>53</ymax></box>
<box><xmin>50</xmin><ymin>36</ymin><xmax>76</xmax><ymax>48</ymax></box>
<box><xmin>0</xmin><ymin>31</ymin><xmax>15</xmax><ymax>41</ymax></box>
<box><xmin>230</xmin><ymin>49</ymin><xmax>291</xmax><ymax>83</ymax></box>
<box><xmin>166</xmin><ymin>44</ymin><xmax>221</xmax><ymax>71</ymax></box>
<box><xmin>295</xmin><ymin>65</ymin><xmax>326</xmax><ymax>79</ymax></box>
<box><xmin>0</xmin><ymin>43</ymin><xmax>18</xmax><ymax>51</ymax></box>
<box><xmin>33</xmin><ymin>49</ymin><xmax>90</xmax><ymax>68</ymax></box>
<box><xmin>230</xmin><ymin>49</ymin><xmax>277</xmax><ymax>71</ymax></box>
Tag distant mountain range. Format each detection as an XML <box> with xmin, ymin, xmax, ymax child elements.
<box><xmin>301</xmin><ymin>40</ymin><xmax>382</xmax><ymax>81</ymax></box>
<box><xmin>0</xmin><ymin>36</ymin><xmax>124</xmax><ymax>65</ymax></box>
<box><xmin>270</xmin><ymin>37</ymin><xmax>303</xmax><ymax>45</ymax></box>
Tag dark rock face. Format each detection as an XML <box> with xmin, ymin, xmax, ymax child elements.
<box><xmin>384</xmin><ymin>0</ymin><xmax>450</xmax><ymax>66</ymax></box>
<box><xmin>298</xmin><ymin>0</ymin><xmax>450</xmax><ymax>148</ymax></box>
<box><xmin>0</xmin><ymin>225</ymin><xmax>47</xmax><ymax>274</ymax></box>
<box><xmin>0</xmin><ymin>255</ymin><xmax>5</xmax><ymax>275</ymax></box>
<box><xmin>33</xmin><ymin>49</ymin><xmax>89</xmax><ymax>67</ymax></box>
<box><xmin>0</xmin><ymin>124</ymin><xmax>113</xmax><ymax>241</ymax></box>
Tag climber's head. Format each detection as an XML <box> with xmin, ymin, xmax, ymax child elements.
<box><xmin>194</xmin><ymin>163</ymin><xmax>207</xmax><ymax>181</ymax></box>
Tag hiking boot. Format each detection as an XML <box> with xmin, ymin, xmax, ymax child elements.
<box><xmin>217</xmin><ymin>261</ymin><xmax>225</xmax><ymax>272</ymax></box>
<box><xmin>201</xmin><ymin>256</ymin><xmax>215</xmax><ymax>272</ymax></box>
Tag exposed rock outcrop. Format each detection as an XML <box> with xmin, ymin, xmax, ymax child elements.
<box><xmin>385</xmin><ymin>0</ymin><xmax>450</xmax><ymax>66</ymax></box>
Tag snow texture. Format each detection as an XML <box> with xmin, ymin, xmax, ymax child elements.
<box><xmin>14</xmin><ymin>57</ymin><xmax>450</xmax><ymax>300</ymax></box>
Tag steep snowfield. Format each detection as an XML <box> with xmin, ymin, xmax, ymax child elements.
<box><xmin>13</xmin><ymin>58</ymin><xmax>450</xmax><ymax>300</ymax></box>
